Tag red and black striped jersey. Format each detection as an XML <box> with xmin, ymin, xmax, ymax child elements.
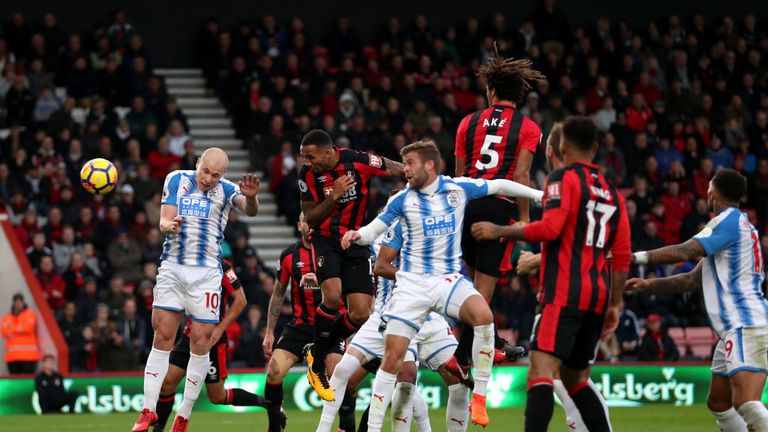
<box><xmin>276</xmin><ymin>241</ymin><xmax>327</xmax><ymax>325</ymax></box>
<box><xmin>298</xmin><ymin>147</ymin><xmax>389</xmax><ymax>240</ymax></box>
<box><xmin>455</xmin><ymin>103</ymin><xmax>541</xmax><ymax>180</ymax></box>
<box><xmin>183</xmin><ymin>259</ymin><xmax>242</xmax><ymax>339</ymax></box>
<box><xmin>524</xmin><ymin>162</ymin><xmax>631</xmax><ymax>314</ymax></box>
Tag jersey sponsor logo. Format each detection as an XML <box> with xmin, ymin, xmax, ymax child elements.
<box><xmin>369</xmin><ymin>154</ymin><xmax>383</xmax><ymax>168</ymax></box>
<box><xmin>179</xmin><ymin>197</ymin><xmax>212</xmax><ymax>218</ymax></box>
<box><xmin>422</xmin><ymin>214</ymin><xmax>456</xmax><ymax>237</ymax></box>
<box><xmin>547</xmin><ymin>182</ymin><xmax>561</xmax><ymax>199</ymax></box>
<box><xmin>324</xmin><ymin>185</ymin><xmax>357</xmax><ymax>203</ymax></box>
<box><xmin>447</xmin><ymin>191</ymin><xmax>460</xmax><ymax>208</ymax></box>
<box><xmin>298</xmin><ymin>179</ymin><xmax>308</xmax><ymax>193</ymax></box>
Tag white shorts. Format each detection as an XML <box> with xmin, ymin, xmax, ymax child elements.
<box><xmin>153</xmin><ymin>260</ymin><xmax>223</xmax><ymax>323</ymax></box>
<box><xmin>415</xmin><ymin>313</ymin><xmax>458</xmax><ymax>370</ymax></box>
<box><xmin>349</xmin><ymin>311</ymin><xmax>417</xmax><ymax>363</ymax></box>
<box><xmin>711</xmin><ymin>326</ymin><xmax>768</xmax><ymax>377</ymax></box>
<box><xmin>382</xmin><ymin>272</ymin><xmax>480</xmax><ymax>340</ymax></box>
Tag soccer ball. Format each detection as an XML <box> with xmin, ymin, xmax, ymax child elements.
<box><xmin>80</xmin><ymin>158</ymin><xmax>118</xmax><ymax>195</ymax></box>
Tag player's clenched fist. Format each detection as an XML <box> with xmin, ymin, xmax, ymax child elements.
<box><xmin>341</xmin><ymin>230</ymin><xmax>361</xmax><ymax>249</ymax></box>
<box><xmin>471</xmin><ymin>222</ymin><xmax>503</xmax><ymax>241</ymax></box>
<box><xmin>332</xmin><ymin>175</ymin><xmax>356</xmax><ymax>200</ymax></box>
<box><xmin>161</xmin><ymin>215</ymin><xmax>183</xmax><ymax>234</ymax></box>
<box><xmin>300</xmin><ymin>272</ymin><xmax>319</xmax><ymax>288</ymax></box>
<box><xmin>516</xmin><ymin>251</ymin><xmax>539</xmax><ymax>275</ymax></box>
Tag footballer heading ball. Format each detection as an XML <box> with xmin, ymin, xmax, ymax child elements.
<box><xmin>80</xmin><ymin>158</ymin><xmax>118</xmax><ymax>195</ymax></box>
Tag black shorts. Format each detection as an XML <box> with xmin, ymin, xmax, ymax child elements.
<box><xmin>169</xmin><ymin>333</ymin><xmax>228</xmax><ymax>383</ymax></box>
<box><xmin>461</xmin><ymin>196</ymin><xmax>518</xmax><ymax>277</ymax></box>
<box><xmin>274</xmin><ymin>322</ymin><xmax>346</xmax><ymax>359</ymax></box>
<box><xmin>530</xmin><ymin>304</ymin><xmax>604</xmax><ymax>370</ymax></box>
<box><xmin>311</xmin><ymin>234</ymin><xmax>374</xmax><ymax>296</ymax></box>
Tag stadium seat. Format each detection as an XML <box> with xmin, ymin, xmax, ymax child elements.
<box><xmin>685</xmin><ymin>327</ymin><xmax>717</xmax><ymax>360</ymax></box>
<box><xmin>689</xmin><ymin>343</ymin><xmax>714</xmax><ymax>359</ymax></box>
<box><xmin>668</xmin><ymin>327</ymin><xmax>688</xmax><ymax>356</ymax></box>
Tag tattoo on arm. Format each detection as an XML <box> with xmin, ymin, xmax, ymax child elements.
<box><xmin>302</xmin><ymin>198</ymin><xmax>336</xmax><ymax>229</ymax></box>
<box><xmin>647</xmin><ymin>261</ymin><xmax>703</xmax><ymax>293</ymax></box>
<box><xmin>266</xmin><ymin>280</ymin><xmax>288</xmax><ymax>331</ymax></box>
<box><xmin>647</xmin><ymin>239</ymin><xmax>706</xmax><ymax>264</ymax></box>
<box><xmin>383</xmin><ymin>158</ymin><xmax>404</xmax><ymax>177</ymax></box>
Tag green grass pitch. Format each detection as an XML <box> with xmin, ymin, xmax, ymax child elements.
<box><xmin>3</xmin><ymin>405</ymin><xmax>717</xmax><ymax>431</ymax></box>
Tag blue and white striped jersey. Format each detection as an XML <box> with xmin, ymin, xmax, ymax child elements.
<box><xmin>693</xmin><ymin>207</ymin><xmax>768</xmax><ymax>337</ymax></box>
<box><xmin>160</xmin><ymin>170</ymin><xmax>242</xmax><ymax>268</ymax></box>
<box><xmin>375</xmin><ymin>175</ymin><xmax>491</xmax><ymax>275</ymax></box>
<box><xmin>371</xmin><ymin>221</ymin><xmax>403</xmax><ymax>314</ymax></box>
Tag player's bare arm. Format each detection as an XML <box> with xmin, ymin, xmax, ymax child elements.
<box><xmin>301</xmin><ymin>175</ymin><xmax>356</xmax><ymax>228</ymax></box>
<box><xmin>516</xmin><ymin>251</ymin><xmax>541</xmax><ymax>275</ymax></box>
<box><xmin>234</xmin><ymin>173</ymin><xmax>260</xmax><ymax>216</ymax></box>
<box><xmin>341</xmin><ymin>218</ymin><xmax>388</xmax><ymax>249</ymax></box>
<box><xmin>513</xmin><ymin>149</ymin><xmax>535</xmax><ymax>223</ymax></box>
<box><xmin>264</xmin><ymin>278</ymin><xmax>289</xmax><ymax>355</ymax></box>
<box><xmin>471</xmin><ymin>220</ymin><xmax>527</xmax><ymax>241</ymax></box>
<box><xmin>602</xmin><ymin>269</ymin><xmax>629</xmax><ymax>340</ymax></box>
<box><xmin>374</xmin><ymin>245</ymin><xmax>399</xmax><ymax>280</ymax></box>
<box><xmin>159</xmin><ymin>204</ymin><xmax>182</xmax><ymax>234</ymax></box>
<box><xmin>455</xmin><ymin>157</ymin><xmax>466</xmax><ymax>177</ymax></box>
<box><xmin>213</xmin><ymin>288</ymin><xmax>246</xmax><ymax>344</ymax></box>
<box><xmin>626</xmin><ymin>260</ymin><xmax>704</xmax><ymax>294</ymax></box>
<box><xmin>633</xmin><ymin>238</ymin><xmax>706</xmax><ymax>265</ymax></box>
<box><xmin>381</xmin><ymin>157</ymin><xmax>405</xmax><ymax>177</ymax></box>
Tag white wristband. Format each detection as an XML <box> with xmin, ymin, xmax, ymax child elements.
<box><xmin>634</xmin><ymin>251</ymin><xmax>649</xmax><ymax>265</ymax></box>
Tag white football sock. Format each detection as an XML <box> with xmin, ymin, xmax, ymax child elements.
<box><xmin>391</xmin><ymin>382</ymin><xmax>416</xmax><ymax>431</ymax></box>
<box><xmin>446</xmin><ymin>383</ymin><xmax>469</xmax><ymax>432</ymax></box>
<box><xmin>316</xmin><ymin>354</ymin><xmax>361</xmax><ymax>432</ymax></box>
<box><xmin>471</xmin><ymin>324</ymin><xmax>494</xmax><ymax>396</ymax></box>
<box><xmin>412</xmin><ymin>388</ymin><xmax>432</xmax><ymax>432</ymax></box>
<box><xmin>367</xmin><ymin>369</ymin><xmax>397</xmax><ymax>432</ymax></box>
<box><xmin>738</xmin><ymin>401</ymin><xmax>768</xmax><ymax>432</ymax></box>
<box><xmin>142</xmin><ymin>347</ymin><xmax>170</xmax><ymax>411</ymax></box>
<box><xmin>712</xmin><ymin>407</ymin><xmax>748</xmax><ymax>432</ymax></box>
<box><xmin>176</xmin><ymin>352</ymin><xmax>210</xmax><ymax>419</ymax></box>
<box><xmin>553</xmin><ymin>379</ymin><xmax>586</xmax><ymax>432</ymax></box>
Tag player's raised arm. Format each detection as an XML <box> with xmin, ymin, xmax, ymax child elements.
<box><xmin>159</xmin><ymin>171</ymin><xmax>182</xmax><ymax>234</ymax></box>
<box><xmin>632</xmin><ymin>237</ymin><xmax>707</xmax><ymax>265</ymax></box>
<box><xmin>381</xmin><ymin>157</ymin><xmax>404</xmax><ymax>177</ymax></box>
<box><xmin>343</xmin><ymin>190</ymin><xmax>406</xmax><ymax>249</ymax></box>
<box><xmin>234</xmin><ymin>173</ymin><xmax>260</xmax><ymax>216</ymax></box>
<box><xmin>513</xmin><ymin>147</ymin><xmax>536</xmax><ymax>222</ymax></box>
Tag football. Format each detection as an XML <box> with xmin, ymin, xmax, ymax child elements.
<box><xmin>80</xmin><ymin>158</ymin><xmax>118</xmax><ymax>195</ymax></box>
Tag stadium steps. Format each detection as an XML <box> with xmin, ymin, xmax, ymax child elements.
<box><xmin>156</xmin><ymin>68</ymin><xmax>297</xmax><ymax>266</ymax></box>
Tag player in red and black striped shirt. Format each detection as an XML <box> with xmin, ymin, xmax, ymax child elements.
<box><xmin>154</xmin><ymin>259</ymin><xmax>269</xmax><ymax>432</ymax></box>
<box><xmin>472</xmin><ymin>117</ymin><xmax>631</xmax><ymax>432</ymax></box>
<box><xmin>298</xmin><ymin>129</ymin><xmax>404</xmax><ymax>400</ymax></box>
<box><xmin>450</xmin><ymin>57</ymin><xmax>545</xmax><ymax>372</ymax></box>
<box><xmin>262</xmin><ymin>212</ymin><xmax>351</xmax><ymax>432</ymax></box>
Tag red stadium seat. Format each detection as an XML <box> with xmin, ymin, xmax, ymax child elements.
<box><xmin>685</xmin><ymin>327</ymin><xmax>717</xmax><ymax>359</ymax></box>
<box><xmin>689</xmin><ymin>343</ymin><xmax>713</xmax><ymax>359</ymax></box>
<box><xmin>668</xmin><ymin>327</ymin><xmax>688</xmax><ymax>356</ymax></box>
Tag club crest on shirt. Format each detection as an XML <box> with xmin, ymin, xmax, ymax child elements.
<box><xmin>447</xmin><ymin>191</ymin><xmax>460</xmax><ymax>208</ymax></box>
<box><xmin>299</xmin><ymin>179</ymin><xmax>308</xmax><ymax>193</ymax></box>
<box><xmin>546</xmin><ymin>182</ymin><xmax>562</xmax><ymax>199</ymax></box>
<box><xmin>317</xmin><ymin>256</ymin><xmax>325</xmax><ymax>268</ymax></box>
<box><xmin>162</xmin><ymin>187</ymin><xmax>169</xmax><ymax>200</ymax></box>
<box><xmin>385</xmin><ymin>227</ymin><xmax>396</xmax><ymax>241</ymax></box>
<box><xmin>225</xmin><ymin>269</ymin><xmax>237</xmax><ymax>282</ymax></box>
<box><xmin>208</xmin><ymin>187</ymin><xmax>218</xmax><ymax>198</ymax></box>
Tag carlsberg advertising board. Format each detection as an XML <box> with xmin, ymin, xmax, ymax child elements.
<box><xmin>2</xmin><ymin>365</ymin><xmax>768</xmax><ymax>415</ymax></box>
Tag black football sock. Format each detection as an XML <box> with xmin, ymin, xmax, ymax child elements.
<box><xmin>331</xmin><ymin>312</ymin><xmax>362</xmax><ymax>341</ymax></box>
<box><xmin>226</xmin><ymin>388</ymin><xmax>269</xmax><ymax>406</ymax></box>
<box><xmin>264</xmin><ymin>381</ymin><xmax>284</xmax><ymax>431</ymax></box>
<box><xmin>338</xmin><ymin>389</ymin><xmax>357</xmax><ymax>431</ymax></box>
<box><xmin>525</xmin><ymin>379</ymin><xmax>554</xmax><ymax>432</ymax></box>
<box><xmin>357</xmin><ymin>404</ymin><xmax>371</xmax><ymax>432</ymax></box>
<box><xmin>155</xmin><ymin>393</ymin><xmax>175</xmax><ymax>431</ymax></box>
<box><xmin>454</xmin><ymin>322</ymin><xmax>474</xmax><ymax>365</ymax></box>
<box><xmin>313</xmin><ymin>304</ymin><xmax>338</xmax><ymax>374</ymax></box>
<box><xmin>571</xmin><ymin>382</ymin><xmax>611</xmax><ymax>432</ymax></box>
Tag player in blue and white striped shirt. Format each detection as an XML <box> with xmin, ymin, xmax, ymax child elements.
<box><xmin>342</xmin><ymin>141</ymin><xmax>543</xmax><ymax>430</ymax></box>
<box><xmin>628</xmin><ymin>169</ymin><xmax>768</xmax><ymax>432</ymax></box>
<box><xmin>133</xmin><ymin>148</ymin><xmax>260</xmax><ymax>432</ymax></box>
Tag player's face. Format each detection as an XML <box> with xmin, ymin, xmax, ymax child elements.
<box><xmin>300</xmin><ymin>144</ymin><xmax>333</xmax><ymax>174</ymax></box>
<box><xmin>196</xmin><ymin>158</ymin><xmax>224</xmax><ymax>190</ymax></box>
<box><xmin>403</xmin><ymin>152</ymin><xmax>430</xmax><ymax>189</ymax></box>
<box><xmin>297</xmin><ymin>213</ymin><xmax>310</xmax><ymax>239</ymax></box>
<box><xmin>706</xmin><ymin>181</ymin><xmax>716</xmax><ymax>212</ymax></box>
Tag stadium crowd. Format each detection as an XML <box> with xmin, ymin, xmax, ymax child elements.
<box><xmin>1</xmin><ymin>5</ymin><xmax>768</xmax><ymax>370</ymax></box>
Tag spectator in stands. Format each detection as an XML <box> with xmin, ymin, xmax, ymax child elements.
<box><xmin>116</xmin><ymin>298</ymin><xmax>147</xmax><ymax>360</ymax></box>
<box><xmin>107</xmin><ymin>228</ymin><xmax>142</xmax><ymax>283</ymax></box>
<box><xmin>180</xmin><ymin>140</ymin><xmax>197</xmax><ymax>170</ymax></box>
<box><xmin>75</xmin><ymin>277</ymin><xmax>100</xmax><ymax>324</ymax></box>
<box><xmin>638</xmin><ymin>313</ymin><xmax>680</xmax><ymax>362</ymax></box>
<box><xmin>97</xmin><ymin>323</ymin><xmax>136</xmax><ymax>372</ymax></box>
<box><xmin>1</xmin><ymin>293</ymin><xmax>39</xmax><ymax>374</ymax></box>
<box><xmin>105</xmin><ymin>276</ymin><xmax>129</xmax><ymax>319</ymax></box>
<box><xmin>166</xmin><ymin>120</ymin><xmax>190</xmax><ymax>157</ymax></box>
<box><xmin>157</xmin><ymin>97</ymin><xmax>188</xmax><ymax>135</ymax></box>
<box><xmin>140</xmin><ymin>228</ymin><xmax>163</xmax><ymax>264</ymax></box>
<box><xmin>616</xmin><ymin>304</ymin><xmax>641</xmax><ymax>360</ymax></box>
<box><xmin>52</xmin><ymin>225</ymin><xmax>82</xmax><ymax>274</ymax></box>
<box><xmin>224</xmin><ymin>209</ymin><xmax>250</xmax><ymax>244</ymax></box>
<box><xmin>35</xmin><ymin>354</ymin><xmax>78</xmax><ymax>413</ymax></box>
<box><xmin>33</xmin><ymin>87</ymin><xmax>61</xmax><ymax>124</ymax></box>
<box><xmin>57</xmin><ymin>301</ymin><xmax>81</xmax><ymax>362</ymax></box>
<box><xmin>239</xmin><ymin>304</ymin><xmax>266</xmax><ymax>367</ymax></box>
<box><xmin>147</xmin><ymin>137</ymin><xmax>180</xmax><ymax>180</ymax></box>
<box><xmin>37</xmin><ymin>255</ymin><xmax>66</xmax><ymax>311</ymax></box>
<box><xmin>72</xmin><ymin>324</ymin><xmax>98</xmax><ymax>372</ymax></box>
<box><xmin>62</xmin><ymin>252</ymin><xmax>93</xmax><ymax>300</ymax></box>
<box><xmin>26</xmin><ymin>232</ymin><xmax>52</xmax><ymax>271</ymax></box>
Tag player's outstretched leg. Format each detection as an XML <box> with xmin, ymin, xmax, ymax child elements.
<box><xmin>171</xmin><ymin>321</ymin><xmax>215</xmax><ymax>431</ymax></box>
<box><xmin>317</xmin><ymin>353</ymin><xmax>362</xmax><ymax>432</ymax></box>
<box><xmin>411</xmin><ymin>388</ymin><xmax>433</xmax><ymax>432</ymax></box>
